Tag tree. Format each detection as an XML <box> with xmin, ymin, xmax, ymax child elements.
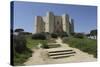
<box><xmin>15</xmin><ymin>28</ymin><xmax>24</xmax><ymax>32</ymax></box>
<box><xmin>90</xmin><ymin>29</ymin><xmax>97</xmax><ymax>39</ymax></box>
<box><xmin>90</xmin><ymin>29</ymin><xmax>97</xmax><ymax>36</ymax></box>
<box><xmin>86</xmin><ymin>34</ymin><xmax>91</xmax><ymax>37</ymax></box>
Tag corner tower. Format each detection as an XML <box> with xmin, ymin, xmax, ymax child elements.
<box><xmin>70</xmin><ymin>19</ymin><xmax>74</xmax><ymax>33</ymax></box>
<box><xmin>62</xmin><ymin>14</ymin><xmax>70</xmax><ymax>35</ymax></box>
<box><xmin>35</xmin><ymin>16</ymin><xmax>45</xmax><ymax>33</ymax></box>
<box><xmin>46</xmin><ymin>12</ymin><xmax>54</xmax><ymax>33</ymax></box>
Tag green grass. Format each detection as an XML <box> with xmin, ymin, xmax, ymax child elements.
<box><xmin>26</xmin><ymin>36</ymin><xmax>47</xmax><ymax>49</ymax></box>
<box><xmin>63</xmin><ymin>37</ymin><xmax>97</xmax><ymax>58</ymax></box>
<box><xmin>13</xmin><ymin>35</ymin><xmax>47</xmax><ymax>66</ymax></box>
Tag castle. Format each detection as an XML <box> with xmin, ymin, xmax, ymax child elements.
<box><xmin>35</xmin><ymin>12</ymin><xmax>74</xmax><ymax>35</ymax></box>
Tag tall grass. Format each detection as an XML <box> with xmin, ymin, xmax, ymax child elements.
<box><xmin>63</xmin><ymin>37</ymin><xmax>97</xmax><ymax>58</ymax></box>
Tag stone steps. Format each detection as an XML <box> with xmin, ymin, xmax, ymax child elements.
<box><xmin>50</xmin><ymin>55</ymin><xmax>74</xmax><ymax>59</ymax></box>
<box><xmin>49</xmin><ymin>51</ymin><xmax>76</xmax><ymax>56</ymax></box>
<box><xmin>48</xmin><ymin>49</ymin><xmax>73</xmax><ymax>53</ymax></box>
<box><xmin>48</xmin><ymin>49</ymin><xmax>76</xmax><ymax>59</ymax></box>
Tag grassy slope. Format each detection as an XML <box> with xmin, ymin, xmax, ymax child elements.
<box><xmin>14</xmin><ymin>35</ymin><xmax>47</xmax><ymax>65</ymax></box>
<box><xmin>26</xmin><ymin>36</ymin><xmax>47</xmax><ymax>49</ymax></box>
<box><xmin>63</xmin><ymin>37</ymin><xmax>97</xmax><ymax>58</ymax></box>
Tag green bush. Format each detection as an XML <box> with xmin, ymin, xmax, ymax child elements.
<box><xmin>51</xmin><ymin>33</ymin><xmax>58</xmax><ymax>38</ymax></box>
<box><xmin>32</xmin><ymin>33</ymin><xmax>46</xmax><ymax>40</ymax></box>
<box><xmin>74</xmin><ymin>33</ymin><xmax>84</xmax><ymax>39</ymax></box>
<box><xmin>19</xmin><ymin>32</ymin><xmax>32</xmax><ymax>36</ymax></box>
<box><xmin>60</xmin><ymin>32</ymin><xmax>68</xmax><ymax>38</ymax></box>
<box><xmin>70</xmin><ymin>32</ymin><xmax>75</xmax><ymax>36</ymax></box>
<box><xmin>41</xmin><ymin>43</ymin><xmax>49</xmax><ymax>49</ymax></box>
<box><xmin>13</xmin><ymin>35</ymin><xmax>28</xmax><ymax>53</ymax></box>
<box><xmin>13</xmin><ymin>35</ymin><xmax>32</xmax><ymax>65</ymax></box>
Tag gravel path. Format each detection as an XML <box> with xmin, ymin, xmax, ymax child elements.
<box><xmin>24</xmin><ymin>38</ymin><xmax>97</xmax><ymax>65</ymax></box>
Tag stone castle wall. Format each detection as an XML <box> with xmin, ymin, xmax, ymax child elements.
<box><xmin>35</xmin><ymin>12</ymin><xmax>74</xmax><ymax>35</ymax></box>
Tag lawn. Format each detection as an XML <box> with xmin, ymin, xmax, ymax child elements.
<box><xmin>63</xmin><ymin>37</ymin><xmax>97</xmax><ymax>58</ymax></box>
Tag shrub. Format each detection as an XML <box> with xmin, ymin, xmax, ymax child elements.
<box><xmin>13</xmin><ymin>35</ymin><xmax>28</xmax><ymax>53</ymax></box>
<box><xmin>60</xmin><ymin>32</ymin><xmax>68</xmax><ymax>38</ymax></box>
<box><xmin>41</xmin><ymin>43</ymin><xmax>49</xmax><ymax>49</ymax></box>
<box><xmin>13</xmin><ymin>35</ymin><xmax>32</xmax><ymax>65</ymax></box>
<box><xmin>74</xmin><ymin>33</ymin><xmax>84</xmax><ymax>39</ymax></box>
<box><xmin>70</xmin><ymin>32</ymin><xmax>75</xmax><ymax>36</ymax></box>
<box><xmin>19</xmin><ymin>32</ymin><xmax>32</xmax><ymax>35</ymax></box>
<box><xmin>32</xmin><ymin>33</ymin><xmax>46</xmax><ymax>40</ymax></box>
<box><xmin>51</xmin><ymin>33</ymin><xmax>58</xmax><ymax>38</ymax></box>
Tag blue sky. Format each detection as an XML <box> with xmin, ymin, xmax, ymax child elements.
<box><xmin>13</xmin><ymin>1</ymin><xmax>97</xmax><ymax>33</ymax></box>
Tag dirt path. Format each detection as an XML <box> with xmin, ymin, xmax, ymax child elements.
<box><xmin>24</xmin><ymin>38</ymin><xmax>97</xmax><ymax>65</ymax></box>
